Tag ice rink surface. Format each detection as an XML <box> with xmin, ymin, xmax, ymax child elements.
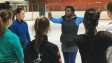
<box><xmin>26</xmin><ymin>20</ymin><xmax>111</xmax><ymax>63</ymax></box>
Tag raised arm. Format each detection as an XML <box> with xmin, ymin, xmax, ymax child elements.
<box><xmin>48</xmin><ymin>12</ymin><xmax>63</xmax><ymax>23</ymax></box>
<box><xmin>75</xmin><ymin>17</ymin><xmax>83</xmax><ymax>26</ymax></box>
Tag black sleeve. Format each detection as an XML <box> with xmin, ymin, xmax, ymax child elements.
<box><xmin>24</xmin><ymin>45</ymin><xmax>31</xmax><ymax>63</ymax></box>
<box><xmin>43</xmin><ymin>42</ymin><xmax>62</xmax><ymax>63</ymax></box>
<box><xmin>74</xmin><ymin>34</ymin><xmax>86</xmax><ymax>46</ymax></box>
<box><xmin>24</xmin><ymin>41</ymin><xmax>35</xmax><ymax>63</ymax></box>
<box><xmin>24</xmin><ymin>54</ymin><xmax>30</xmax><ymax>63</ymax></box>
<box><xmin>95</xmin><ymin>31</ymin><xmax>112</xmax><ymax>47</ymax></box>
<box><xmin>53</xmin><ymin>45</ymin><xmax>62</xmax><ymax>63</ymax></box>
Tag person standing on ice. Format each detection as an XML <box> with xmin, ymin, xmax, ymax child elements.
<box><xmin>75</xmin><ymin>8</ymin><xmax>112</xmax><ymax>63</ymax></box>
<box><xmin>0</xmin><ymin>3</ymin><xmax>24</xmax><ymax>63</ymax></box>
<box><xmin>48</xmin><ymin>6</ymin><xmax>83</xmax><ymax>63</ymax></box>
<box><xmin>24</xmin><ymin>16</ymin><xmax>62</xmax><ymax>63</ymax></box>
<box><xmin>10</xmin><ymin>8</ymin><xmax>31</xmax><ymax>49</ymax></box>
<box><xmin>106</xmin><ymin>2</ymin><xmax>112</xmax><ymax>63</ymax></box>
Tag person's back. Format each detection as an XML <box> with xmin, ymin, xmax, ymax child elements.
<box><xmin>0</xmin><ymin>3</ymin><xmax>23</xmax><ymax>63</ymax></box>
<box><xmin>87</xmin><ymin>31</ymin><xmax>112</xmax><ymax>63</ymax></box>
<box><xmin>75</xmin><ymin>31</ymin><xmax>112</xmax><ymax>63</ymax></box>
<box><xmin>24</xmin><ymin>16</ymin><xmax>61</xmax><ymax>63</ymax></box>
<box><xmin>24</xmin><ymin>36</ymin><xmax>61</xmax><ymax>63</ymax></box>
<box><xmin>0</xmin><ymin>28</ymin><xmax>23</xmax><ymax>63</ymax></box>
<box><xmin>75</xmin><ymin>34</ymin><xmax>92</xmax><ymax>63</ymax></box>
<box><xmin>75</xmin><ymin>8</ymin><xmax>112</xmax><ymax>63</ymax></box>
<box><xmin>10</xmin><ymin>8</ymin><xmax>31</xmax><ymax>49</ymax></box>
<box><xmin>106</xmin><ymin>2</ymin><xmax>112</xmax><ymax>63</ymax></box>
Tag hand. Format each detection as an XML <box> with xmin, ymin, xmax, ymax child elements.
<box><xmin>48</xmin><ymin>12</ymin><xmax>52</xmax><ymax>19</ymax></box>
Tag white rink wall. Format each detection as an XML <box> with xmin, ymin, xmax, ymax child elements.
<box><xmin>25</xmin><ymin>11</ymin><xmax>109</xmax><ymax>20</ymax></box>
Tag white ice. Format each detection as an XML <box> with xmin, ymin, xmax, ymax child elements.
<box><xmin>26</xmin><ymin>19</ymin><xmax>111</xmax><ymax>63</ymax></box>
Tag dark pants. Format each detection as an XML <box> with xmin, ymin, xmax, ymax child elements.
<box><xmin>63</xmin><ymin>52</ymin><xmax>77</xmax><ymax>63</ymax></box>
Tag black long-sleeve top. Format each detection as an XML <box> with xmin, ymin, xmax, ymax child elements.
<box><xmin>24</xmin><ymin>36</ymin><xmax>62</xmax><ymax>63</ymax></box>
<box><xmin>75</xmin><ymin>31</ymin><xmax>112</xmax><ymax>63</ymax></box>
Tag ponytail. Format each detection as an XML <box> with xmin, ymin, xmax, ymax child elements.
<box><xmin>84</xmin><ymin>8</ymin><xmax>100</xmax><ymax>30</ymax></box>
<box><xmin>12</xmin><ymin>10</ymin><xmax>16</xmax><ymax>21</ymax></box>
<box><xmin>0</xmin><ymin>9</ymin><xmax>13</xmax><ymax>36</ymax></box>
<box><xmin>84</xmin><ymin>8</ymin><xmax>100</xmax><ymax>37</ymax></box>
<box><xmin>13</xmin><ymin>8</ymin><xmax>24</xmax><ymax>21</ymax></box>
<box><xmin>0</xmin><ymin>17</ymin><xmax>5</xmax><ymax>36</ymax></box>
<box><xmin>34</xmin><ymin>19</ymin><xmax>43</xmax><ymax>52</ymax></box>
<box><xmin>34</xmin><ymin>17</ymin><xmax>50</xmax><ymax>52</ymax></box>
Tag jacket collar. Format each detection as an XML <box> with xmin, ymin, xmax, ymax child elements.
<box><xmin>16</xmin><ymin>18</ymin><xmax>23</xmax><ymax>23</ymax></box>
<box><xmin>62</xmin><ymin>14</ymin><xmax>76</xmax><ymax>21</ymax></box>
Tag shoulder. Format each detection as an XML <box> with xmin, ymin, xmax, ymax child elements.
<box><xmin>22</xmin><ymin>20</ymin><xmax>27</xmax><ymax>24</ymax></box>
<box><xmin>75</xmin><ymin>34</ymin><xmax>86</xmax><ymax>42</ymax></box>
<box><xmin>4</xmin><ymin>29</ymin><xmax>19</xmax><ymax>43</ymax></box>
<box><xmin>76</xmin><ymin>17</ymin><xmax>83</xmax><ymax>21</ymax></box>
<box><xmin>75</xmin><ymin>17</ymin><xmax>83</xmax><ymax>26</ymax></box>
<box><xmin>45</xmin><ymin>42</ymin><xmax>59</xmax><ymax>54</ymax></box>
<box><xmin>11</xmin><ymin>20</ymin><xmax>18</xmax><ymax>26</ymax></box>
<box><xmin>10</xmin><ymin>33</ymin><xmax>18</xmax><ymax>41</ymax></box>
<box><xmin>46</xmin><ymin>42</ymin><xmax>58</xmax><ymax>49</ymax></box>
<box><xmin>95</xmin><ymin>31</ymin><xmax>112</xmax><ymax>41</ymax></box>
<box><xmin>5</xmin><ymin>29</ymin><xmax>17</xmax><ymax>38</ymax></box>
<box><xmin>23</xmin><ymin>21</ymin><xmax>27</xmax><ymax>24</ymax></box>
<box><xmin>22</xmin><ymin>21</ymin><xmax>28</xmax><ymax>26</ymax></box>
<box><xmin>25</xmin><ymin>40</ymin><xmax>35</xmax><ymax>49</ymax></box>
<box><xmin>95</xmin><ymin>31</ymin><xmax>112</xmax><ymax>38</ymax></box>
<box><xmin>94</xmin><ymin>31</ymin><xmax>112</xmax><ymax>47</ymax></box>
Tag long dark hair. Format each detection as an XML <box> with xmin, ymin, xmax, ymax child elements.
<box><xmin>83</xmin><ymin>8</ymin><xmax>100</xmax><ymax>36</ymax></box>
<box><xmin>34</xmin><ymin>16</ymin><xmax>50</xmax><ymax>52</ymax></box>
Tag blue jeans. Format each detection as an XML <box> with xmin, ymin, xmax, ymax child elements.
<box><xmin>63</xmin><ymin>52</ymin><xmax>77</xmax><ymax>63</ymax></box>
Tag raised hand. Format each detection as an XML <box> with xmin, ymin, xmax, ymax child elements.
<box><xmin>48</xmin><ymin>12</ymin><xmax>52</xmax><ymax>19</ymax></box>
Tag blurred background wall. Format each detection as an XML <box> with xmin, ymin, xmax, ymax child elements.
<box><xmin>1</xmin><ymin>0</ymin><xmax>112</xmax><ymax>11</ymax></box>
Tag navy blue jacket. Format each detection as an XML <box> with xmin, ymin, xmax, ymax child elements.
<box><xmin>10</xmin><ymin>19</ymin><xmax>31</xmax><ymax>49</ymax></box>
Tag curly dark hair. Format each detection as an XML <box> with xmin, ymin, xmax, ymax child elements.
<box><xmin>83</xmin><ymin>8</ymin><xmax>100</xmax><ymax>30</ymax></box>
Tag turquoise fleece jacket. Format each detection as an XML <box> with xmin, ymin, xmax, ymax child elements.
<box><xmin>0</xmin><ymin>29</ymin><xmax>24</xmax><ymax>63</ymax></box>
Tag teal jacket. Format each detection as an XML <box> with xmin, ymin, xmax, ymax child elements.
<box><xmin>0</xmin><ymin>29</ymin><xmax>24</xmax><ymax>63</ymax></box>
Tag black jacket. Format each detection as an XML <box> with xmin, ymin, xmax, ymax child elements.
<box><xmin>24</xmin><ymin>36</ymin><xmax>61</xmax><ymax>63</ymax></box>
<box><xmin>75</xmin><ymin>31</ymin><xmax>112</xmax><ymax>63</ymax></box>
<box><xmin>60</xmin><ymin>15</ymin><xmax>78</xmax><ymax>47</ymax></box>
